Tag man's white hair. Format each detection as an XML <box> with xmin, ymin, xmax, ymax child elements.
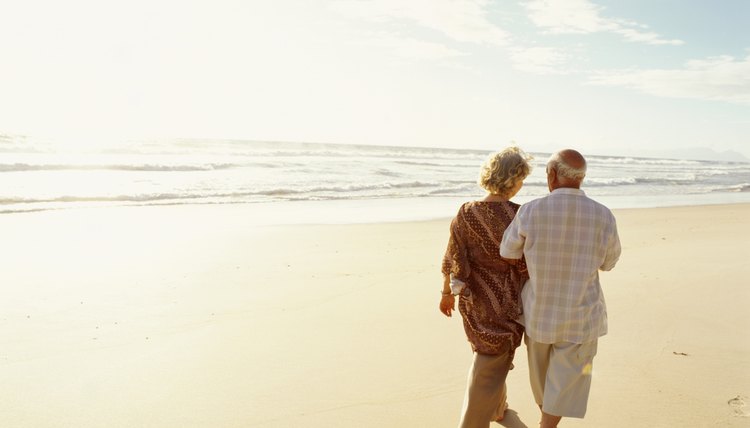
<box><xmin>547</xmin><ymin>152</ymin><xmax>586</xmax><ymax>180</ymax></box>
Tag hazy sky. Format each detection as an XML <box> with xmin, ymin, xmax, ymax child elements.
<box><xmin>1</xmin><ymin>0</ymin><xmax>749</xmax><ymax>157</ymax></box>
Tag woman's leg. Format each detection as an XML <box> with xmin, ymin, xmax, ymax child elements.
<box><xmin>492</xmin><ymin>382</ymin><xmax>509</xmax><ymax>422</ymax></box>
<box><xmin>457</xmin><ymin>351</ymin><xmax>512</xmax><ymax>428</ymax></box>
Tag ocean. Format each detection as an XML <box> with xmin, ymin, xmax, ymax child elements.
<box><xmin>2</xmin><ymin>136</ymin><xmax>750</xmax><ymax>223</ymax></box>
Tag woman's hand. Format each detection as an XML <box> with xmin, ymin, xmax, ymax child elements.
<box><xmin>439</xmin><ymin>294</ymin><xmax>455</xmax><ymax>317</ymax></box>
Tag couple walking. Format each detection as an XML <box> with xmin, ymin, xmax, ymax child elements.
<box><xmin>440</xmin><ymin>147</ymin><xmax>622</xmax><ymax>428</ymax></box>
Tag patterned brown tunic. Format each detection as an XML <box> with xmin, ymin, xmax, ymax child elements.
<box><xmin>442</xmin><ymin>201</ymin><xmax>528</xmax><ymax>355</ymax></box>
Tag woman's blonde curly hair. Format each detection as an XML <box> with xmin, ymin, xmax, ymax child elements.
<box><xmin>478</xmin><ymin>146</ymin><xmax>533</xmax><ymax>197</ymax></box>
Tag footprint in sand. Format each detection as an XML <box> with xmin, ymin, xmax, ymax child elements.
<box><xmin>728</xmin><ymin>395</ymin><xmax>749</xmax><ymax>417</ymax></box>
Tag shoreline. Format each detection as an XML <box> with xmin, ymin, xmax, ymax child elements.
<box><xmin>5</xmin><ymin>191</ymin><xmax>750</xmax><ymax>225</ymax></box>
<box><xmin>1</xmin><ymin>203</ymin><xmax>748</xmax><ymax>427</ymax></box>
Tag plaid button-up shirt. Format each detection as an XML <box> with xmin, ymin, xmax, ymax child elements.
<box><xmin>500</xmin><ymin>188</ymin><xmax>621</xmax><ymax>344</ymax></box>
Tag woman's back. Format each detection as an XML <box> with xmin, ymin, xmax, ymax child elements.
<box><xmin>442</xmin><ymin>200</ymin><xmax>526</xmax><ymax>355</ymax></box>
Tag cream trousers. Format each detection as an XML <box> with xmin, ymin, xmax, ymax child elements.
<box><xmin>457</xmin><ymin>351</ymin><xmax>512</xmax><ymax>428</ymax></box>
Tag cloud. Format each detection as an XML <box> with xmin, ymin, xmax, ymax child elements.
<box><xmin>329</xmin><ymin>0</ymin><xmax>509</xmax><ymax>46</ymax></box>
<box><xmin>587</xmin><ymin>54</ymin><xmax>750</xmax><ymax>105</ymax></box>
<box><xmin>524</xmin><ymin>0</ymin><xmax>684</xmax><ymax>45</ymax></box>
<box><xmin>353</xmin><ymin>31</ymin><xmax>468</xmax><ymax>61</ymax></box>
<box><xmin>509</xmin><ymin>46</ymin><xmax>569</xmax><ymax>74</ymax></box>
<box><xmin>329</xmin><ymin>1</ymin><xmax>573</xmax><ymax>75</ymax></box>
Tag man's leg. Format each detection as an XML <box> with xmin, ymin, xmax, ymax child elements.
<box><xmin>543</xmin><ymin>340</ymin><xmax>599</xmax><ymax>419</ymax></box>
<box><xmin>540</xmin><ymin>412</ymin><xmax>562</xmax><ymax>428</ymax></box>
<box><xmin>526</xmin><ymin>337</ymin><xmax>598</xmax><ymax>424</ymax></box>
<box><xmin>526</xmin><ymin>336</ymin><xmax>560</xmax><ymax>426</ymax></box>
<box><xmin>525</xmin><ymin>335</ymin><xmax>552</xmax><ymax>410</ymax></box>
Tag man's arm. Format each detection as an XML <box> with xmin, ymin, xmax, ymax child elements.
<box><xmin>500</xmin><ymin>214</ymin><xmax>525</xmax><ymax>260</ymax></box>
<box><xmin>600</xmin><ymin>220</ymin><xmax>621</xmax><ymax>271</ymax></box>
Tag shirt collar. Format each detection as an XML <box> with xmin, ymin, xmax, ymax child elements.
<box><xmin>550</xmin><ymin>187</ymin><xmax>586</xmax><ymax>196</ymax></box>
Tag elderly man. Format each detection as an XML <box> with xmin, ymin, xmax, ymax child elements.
<box><xmin>500</xmin><ymin>149</ymin><xmax>621</xmax><ymax>428</ymax></box>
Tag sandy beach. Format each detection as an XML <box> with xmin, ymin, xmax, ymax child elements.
<box><xmin>1</xmin><ymin>202</ymin><xmax>748</xmax><ymax>427</ymax></box>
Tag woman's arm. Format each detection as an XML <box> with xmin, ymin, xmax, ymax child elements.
<box><xmin>439</xmin><ymin>275</ymin><xmax>455</xmax><ymax>317</ymax></box>
<box><xmin>440</xmin><ymin>214</ymin><xmax>467</xmax><ymax>317</ymax></box>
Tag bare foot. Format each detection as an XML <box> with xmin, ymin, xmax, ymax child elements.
<box><xmin>495</xmin><ymin>402</ymin><xmax>509</xmax><ymax>422</ymax></box>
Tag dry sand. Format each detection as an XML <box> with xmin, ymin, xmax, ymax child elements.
<box><xmin>1</xmin><ymin>203</ymin><xmax>748</xmax><ymax>427</ymax></box>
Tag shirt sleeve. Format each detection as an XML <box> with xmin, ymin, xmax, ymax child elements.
<box><xmin>600</xmin><ymin>216</ymin><xmax>621</xmax><ymax>271</ymax></box>
<box><xmin>442</xmin><ymin>213</ymin><xmax>470</xmax><ymax>281</ymax></box>
<box><xmin>500</xmin><ymin>210</ymin><xmax>525</xmax><ymax>259</ymax></box>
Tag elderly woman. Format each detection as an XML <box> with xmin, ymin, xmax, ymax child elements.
<box><xmin>440</xmin><ymin>146</ymin><xmax>532</xmax><ymax>428</ymax></box>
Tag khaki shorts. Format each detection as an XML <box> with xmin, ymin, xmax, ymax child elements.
<box><xmin>525</xmin><ymin>335</ymin><xmax>598</xmax><ymax>418</ymax></box>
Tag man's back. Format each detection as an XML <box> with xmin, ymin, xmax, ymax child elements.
<box><xmin>501</xmin><ymin>188</ymin><xmax>621</xmax><ymax>344</ymax></box>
